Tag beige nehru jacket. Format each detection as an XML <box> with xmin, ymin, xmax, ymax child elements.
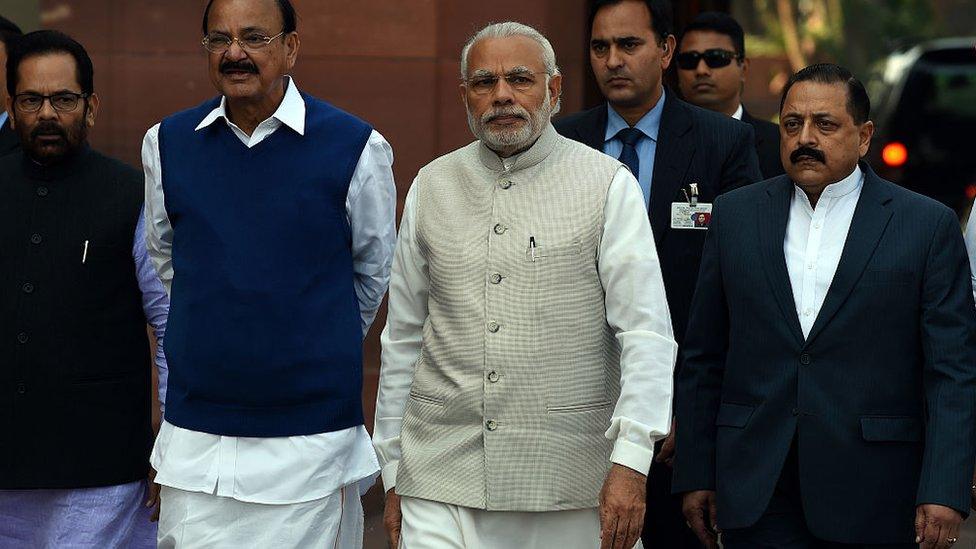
<box><xmin>396</xmin><ymin>123</ymin><xmax>641</xmax><ymax>511</ymax></box>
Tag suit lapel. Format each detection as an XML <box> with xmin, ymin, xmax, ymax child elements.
<box><xmin>577</xmin><ymin>105</ymin><xmax>608</xmax><ymax>151</ymax></box>
<box><xmin>742</xmin><ymin>110</ymin><xmax>764</xmax><ymax>148</ymax></box>
<box><xmin>0</xmin><ymin>120</ymin><xmax>19</xmax><ymax>155</ymax></box>
<box><xmin>758</xmin><ymin>177</ymin><xmax>805</xmax><ymax>345</ymax></box>
<box><xmin>648</xmin><ymin>95</ymin><xmax>695</xmax><ymax>243</ymax></box>
<box><xmin>804</xmin><ymin>166</ymin><xmax>893</xmax><ymax>346</ymax></box>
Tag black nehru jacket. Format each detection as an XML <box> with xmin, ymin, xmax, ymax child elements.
<box><xmin>0</xmin><ymin>147</ymin><xmax>151</xmax><ymax>489</ymax></box>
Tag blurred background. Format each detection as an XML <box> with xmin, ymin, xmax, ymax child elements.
<box><xmin>1</xmin><ymin>1</ymin><xmax>974</xmax><ymax>546</ymax></box>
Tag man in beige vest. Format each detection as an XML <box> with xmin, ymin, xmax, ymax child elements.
<box><xmin>373</xmin><ymin>22</ymin><xmax>677</xmax><ymax>549</ymax></box>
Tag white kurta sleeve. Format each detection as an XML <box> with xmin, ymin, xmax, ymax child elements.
<box><xmin>142</xmin><ymin>123</ymin><xmax>174</xmax><ymax>294</ymax></box>
<box><xmin>346</xmin><ymin>130</ymin><xmax>397</xmax><ymax>337</ymax></box>
<box><xmin>599</xmin><ymin>166</ymin><xmax>678</xmax><ymax>475</ymax></box>
<box><xmin>372</xmin><ymin>180</ymin><xmax>429</xmax><ymax>491</ymax></box>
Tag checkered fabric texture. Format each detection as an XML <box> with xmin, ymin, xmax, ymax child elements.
<box><xmin>397</xmin><ymin>124</ymin><xmax>626</xmax><ymax>511</ymax></box>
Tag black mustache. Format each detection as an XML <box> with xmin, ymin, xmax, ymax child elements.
<box><xmin>790</xmin><ymin>147</ymin><xmax>826</xmax><ymax>164</ymax></box>
<box><xmin>220</xmin><ymin>61</ymin><xmax>259</xmax><ymax>74</ymax></box>
<box><xmin>31</xmin><ymin>122</ymin><xmax>66</xmax><ymax>140</ymax></box>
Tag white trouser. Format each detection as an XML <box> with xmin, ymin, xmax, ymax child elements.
<box><xmin>158</xmin><ymin>484</ymin><xmax>363</xmax><ymax>548</ymax></box>
<box><xmin>399</xmin><ymin>496</ymin><xmax>643</xmax><ymax>549</ymax></box>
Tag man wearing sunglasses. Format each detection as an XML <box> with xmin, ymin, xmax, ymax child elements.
<box><xmin>554</xmin><ymin>2</ymin><xmax>761</xmax><ymax>547</ymax></box>
<box><xmin>0</xmin><ymin>31</ymin><xmax>168</xmax><ymax>548</ymax></box>
<box><xmin>676</xmin><ymin>12</ymin><xmax>785</xmax><ymax>179</ymax></box>
<box><xmin>142</xmin><ymin>0</ymin><xmax>396</xmax><ymax>546</ymax></box>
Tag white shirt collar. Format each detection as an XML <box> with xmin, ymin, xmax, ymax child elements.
<box><xmin>794</xmin><ymin>164</ymin><xmax>864</xmax><ymax>209</ymax></box>
<box><xmin>731</xmin><ymin>104</ymin><xmax>743</xmax><ymax>120</ymax></box>
<box><xmin>195</xmin><ymin>75</ymin><xmax>305</xmax><ymax>135</ymax></box>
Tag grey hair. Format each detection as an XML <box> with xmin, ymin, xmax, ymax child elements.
<box><xmin>460</xmin><ymin>21</ymin><xmax>560</xmax><ymax>79</ymax></box>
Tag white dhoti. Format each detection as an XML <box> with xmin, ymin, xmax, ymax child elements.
<box><xmin>399</xmin><ymin>496</ymin><xmax>643</xmax><ymax>549</ymax></box>
<box><xmin>157</xmin><ymin>484</ymin><xmax>363</xmax><ymax>548</ymax></box>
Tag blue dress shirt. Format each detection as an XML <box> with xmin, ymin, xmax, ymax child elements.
<box><xmin>603</xmin><ymin>89</ymin><xmax>666</xmax><ymax>208</ymax></box>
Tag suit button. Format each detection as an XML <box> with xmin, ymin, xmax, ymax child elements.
<box><xmin>22</xmin><ymin>282</ymin><xmax>34</xmax><ymax>294</ymax></box>
<box><xmin>16</xmin><ymin>383</ymin><xmax>26</xmax><ymax>395</ymax></box>
<box><xmin>487</xmin><ymin>371</ymin><xmax>499</xmax><ymax>383</ymax></box>
<box><xmin>487</xmin><ymin>321</ymin><xmax>500</xmax><ymax>333</ymax></box>
<box><xmin>30</xmin><ymin>234</ymin><xmax>42</xmax><ymax>244</ymax></box>
<box><xmin>499</xmin><ymin>180</ymin><xmax>513</xmax><ymax>190</ymax></box>
<box><xmin>16</xmin><ymin>332</ymin><xmax>28</xmax><ymax>344</ymax></box>
<box><xmin>488</xmin><ymin>273</ymin><xmax>502</xmax><ymax>284</ymax></box>
<box><xmin>36</xmin><ymin>186</ymin><xmax>48</xmax><ymax>197</ymax></box>
<box><xmin>799</xmin><ymin>353</ymin><xmax>811</xmax><ymax>365</ymax></box>
<box><xmin>485</xmin><ymin>419</ymin><xmax>498</xmax><ymax>431</ymax></box>
<box><xmin>493</xmin><ymin>224</ymin><xmax>507</xmax><ymax>235</ymax></box>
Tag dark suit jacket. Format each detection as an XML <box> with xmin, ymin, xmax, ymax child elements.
<box><xmin>741</xmin><ymin>109</ymin><xmax>784</xmax><ymax>180</ymax></box>
<box><xmin>0</xmin><ymin>119</ymin><xmax>18</xmax><ymax>157</ymax></box>
<box><xmin>555</xmin><ymin>94</ymin><xmax>762</xmax><ymax>346</ymax></box>
<box><xmin>672</xmin><ymin>162</ymin><xmax>976</xmax><ymax>544</ymax></box>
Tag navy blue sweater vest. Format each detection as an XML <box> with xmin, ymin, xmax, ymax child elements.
<box><xmin>159</xmin><ymin>94</ymin><xmax>371</xmax><ymax>437</ymax></box>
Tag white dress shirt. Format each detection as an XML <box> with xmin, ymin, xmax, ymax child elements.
<box><xmin>784</xmin><ymin>166</ymin><xmax>864</xmax><ymax>338</ymax></box>
<box><xmin>373</xmin><ymin>164</ymin><xmax>678</xmax><ymax>490</ymax></box>
<box><xmin>964</xmin><ymin>208</ymin><xmax>976</xmax><ymax>302</ymax></box>
<box><xmin>143</xmin><ymin>77</ymin><xmax>396</xmax><ymax>504</ymax></box>
<box><xmin>731</xmin><ymin>104</ymin><xmax>744</xmax><ymax>120</ymax></box>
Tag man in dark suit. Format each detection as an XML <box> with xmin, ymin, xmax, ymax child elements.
<box><xmin>675</xmin><ymin>12</ymin><xmax>784</xmax><ymax>179</ymax></box>
<box><xmin>674</xmin><ymin>63</ymin><xmax>976</xmax><ymax>549</ymax></box>
<box><xmin>554</xmin><ymin>1</ymin><xmax>761</xmax><ymax>547</ymax></box>
<box><xmin>0</xmin><ymin>16</ymin><xmax>23</xmax><ymax>155</ymax></box>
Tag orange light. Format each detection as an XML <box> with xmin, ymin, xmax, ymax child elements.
<box><xmin>882</xmin><ymin>142</ymin><xmax>908</xmax><ymax>167</ymax></box>
<box><xmin>967</xmin><ymin>184</ymin><xmax>976</xmax><ymax>200</ymax></box>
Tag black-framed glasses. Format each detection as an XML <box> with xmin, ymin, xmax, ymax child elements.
<box><xmin>675</xmin><ymin>49</ymin><xmax>741</xmax><ymax>70</ymax></box>
<box><xmin>202</xmin><ymin>30</ymin><xmax>285</xmax><ymax>53</ymax></box>
<box><xmin>463</xmin><ymin>70</ymin><xmax>550</xmax><ymax>95</ymax></box>
<box><xmin>14</xmin><ymin>92</ymin><xmax>90</xmax><ymax>113</ymax></box>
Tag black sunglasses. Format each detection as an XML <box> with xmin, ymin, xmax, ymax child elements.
<box><xmin>675</xmin><ymin>49</ymin><xmax>741</xmax><ymax>70</ymax></box>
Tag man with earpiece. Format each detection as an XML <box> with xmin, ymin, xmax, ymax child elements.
<box><xmin>554</xmin><ymin>1</ymin><xmax>761</xmax><ymax>547</ymax></box>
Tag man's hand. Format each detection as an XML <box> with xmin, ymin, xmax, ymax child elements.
<box><xmin>654</xmin><ymin>420</ymin><xmax>677</xmax><ymax>467</ymax></box>
<box><xmin>915</xmin><ymin>504</ymin><xmax>962</xmax><ymax>548</ymax></box>
<box><xmin>681</xmin><ymin>490</ymin><xmax>719</xmax><ymax>549</ymax></box>
<box><xmin>599</xmin><ymin>464</ymin><xmax>646</xmax><ymax>549</ymax></box>
<box><xmin>970</xmin><ymin>470</ymin><xmax>976</xmax><ymax>511</ymax></box>
<box><xmin>145</xmin><ymin>467</ymin><xmax>161</xmax><ymax>522</ymax></box>
<box><xmin>383</xmin><ymin>488</ymin><xmax>402</xmax><ymax>548</ymax></box>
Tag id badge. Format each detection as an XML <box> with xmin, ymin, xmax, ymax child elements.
<box><xmin>671</xmin><ymin>202</ymin><xmax>713</xmax><ymax>230</ymax></box>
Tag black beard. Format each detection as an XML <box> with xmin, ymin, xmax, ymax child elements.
<box><xmin>19</xmin><ymin>118</ymin><xmax>88</xmax><ymax>165</ymax></box>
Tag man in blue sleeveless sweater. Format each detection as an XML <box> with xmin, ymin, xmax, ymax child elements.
<box><xmin>142</xmin><ymin>0</ymin><xmax>396</xmax><ymax>546</ymax></box>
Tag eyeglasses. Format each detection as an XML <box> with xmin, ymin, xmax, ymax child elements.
<box><xmin>14</xmin><ymin>92</ymin><xmax>90</xmax><ymax>113</ymax></box>
<box><xmin>463</xmin><ymin>71</ymin><xmax>550</xmax><ymax>95</ymax></box>
<box><xmin>202</xmin><ymin>30</ymin><xmax>285</xmax><ymax>53</ymax></box>
<box><xmin>675</xmin><ymin>49</ymin><xmax>741</xmax><ymax>70</ymax></box>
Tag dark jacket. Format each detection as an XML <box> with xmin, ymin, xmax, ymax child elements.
<box><xmin>741</xmin><ymin>109</ymin><xmax>785</xmax><ymax>179</ymax></box>
<box><xmin>0</xmin><ymin>148</ymin><xmax>152</xmax><ymax>489</ymax></box>
<box><xmin>672</xmin><ymin>163</ymin><xmax>976</xmax><ymax>544</ymax></box>
<box><xmin>555</xmin><ymin>93</ymin><xmax>762</xmax><ymax>346</ymax></box>
<box><xmin>0</xmin><ymin>118</ymin><xmax>19</xmax><ymax>156</ymax></box>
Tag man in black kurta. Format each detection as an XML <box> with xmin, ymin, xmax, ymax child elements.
<box><xmin>0</xmin><ymin>30</ymin><xmax>167</xmax><ymax>548</ymax></box>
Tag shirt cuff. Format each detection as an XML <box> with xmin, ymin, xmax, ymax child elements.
<box><xmin>611</xmin><ymin>437</ymin><xmax>654</xmax><ymax>476</ymax></box>
<box><xmin>380</xmin><ymin>460</ymin><xmax>399</xmax><ymax>492</ymax></box>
